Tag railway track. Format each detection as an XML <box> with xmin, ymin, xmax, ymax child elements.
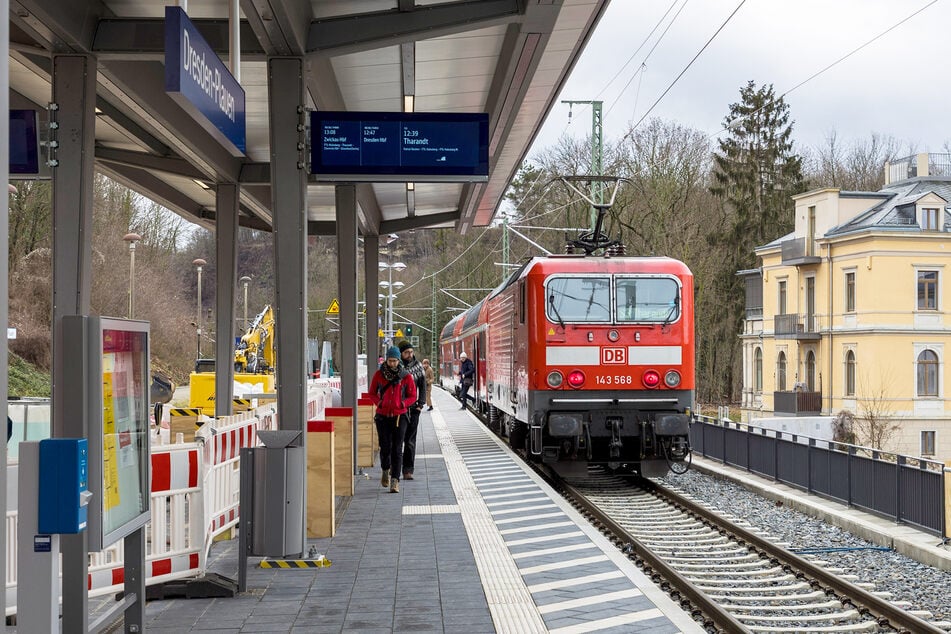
<box><xmin>548</xmin><ymin>467</ymin><xmax>950</xmax><ymax>633</ymax></box>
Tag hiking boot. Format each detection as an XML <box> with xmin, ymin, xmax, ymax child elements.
<box><xmin>389</xmin><ymin>479</ymin><xmax>400</xmax><ymax>493</ymax></box>
<box><xmin>403</xmin><ymin>472</ymin><xmax>414</xmax><ymax>480</ymax></box>
<box><xmin>381</xmin><ymin>472</ymin><xmax>390</xmax><ymax>488</ymax></box>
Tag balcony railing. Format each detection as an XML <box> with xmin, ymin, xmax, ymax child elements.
<box><xmin>774</xmin><ymin>390</ymin><xmax>822</xmax><ymax>415</ymax></box>
<box><xmin>780</xmin><ymin>238</ymin><xmax>820</xmax><ymax>265</ymax></box>
<box><xmin>774</xmin><ymin>313</ymin><xmax>820</xmax><ymax>339</ymax></box>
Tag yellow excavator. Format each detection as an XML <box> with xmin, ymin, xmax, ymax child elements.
<box><xmin>189</xmin><ymin>305</ymin><xmax>277</xmax><ymax>414</ymax></box>
<box><xmin>233</xmin><ymin>305</ymin><xmax>276</xmax><ymax>374</ymax></box>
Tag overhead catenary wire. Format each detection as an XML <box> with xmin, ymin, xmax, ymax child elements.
<box><xmin>706</xmin><ymin>0</ymin><xmax>939</xmax><ymax>139</ymax></box>
<box><xmin>620</xmin><ymin>0</ymin><xmax>748</xmax><ymax>145</ymax></box>
<box><xmin>605</xmin><ymin>0</ymin><xmax>691</xmax><ymax>117</ymax></box>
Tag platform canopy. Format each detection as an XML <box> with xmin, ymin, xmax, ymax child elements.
<box><xmin>8</xmin><ymin>0</ymin><xmax>609</xmax><ymax>235</ymax></box>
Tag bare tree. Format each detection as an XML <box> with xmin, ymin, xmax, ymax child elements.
<box><xmin>854</xmin><ymin>369</ymin><xmax>901</xmax><ymax>450</ymax></box>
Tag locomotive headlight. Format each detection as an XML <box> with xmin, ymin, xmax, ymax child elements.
<box><xmin>607</xmin><ymin>329</ymin><xmax>620</xmax><ymax>342</ymax></box>
<box><xmin>547</xmin><ymin>370</ymin><xmax>564</xmax><ymax>388</ymax></box>
<box><xmin>664</xmin><ymin>370</ymin><xmax>681</xmax><ymax>388</ymax></box>
<box><xmin>566</xmin><ymin>370</ymin><xmax>585</xmax><ymax>388</ymax></box>
<box><xmin>642</xmin><ymin>369</ymin><xmax>661</xmax><ymax>389</ymax></box>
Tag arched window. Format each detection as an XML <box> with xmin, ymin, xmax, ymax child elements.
<box><xmin>845</xmin><ymin>350</ymin><xmax>856</xmax><ymax>397</ymax></box>
<box><xmin>777</xmin><ymin>352</ymin><xmax>787</xmax><ymax>391</ymax></box>
<box><xmin>753</xmin><ymin>347</ymin><xmax>763</xmax><ymax>392</ymax></box>
<box><xmin>917</xmin><ymin>349</ymin><xmax>939</xmax><ymax>397</ymax></box>
<box><xmin>806</xmin><ymin>351</ymin><xmax>816</xmax><ymax>391</ymax></box>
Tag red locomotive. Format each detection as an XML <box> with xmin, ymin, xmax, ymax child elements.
<box><xmin>439</xmin><ymin>253</ymin><xmax>694</xmax><ymax>476</ymax></box>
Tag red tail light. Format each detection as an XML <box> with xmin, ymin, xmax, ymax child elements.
<box><xmin>566</xmin><ymin>370</ymin><xmax>585</xmax><ymax>388</ymax></box>
<box><xmin>642</xmin><ymin>370</ymin><xmax>661</xmax><ymax>388</ymax></box>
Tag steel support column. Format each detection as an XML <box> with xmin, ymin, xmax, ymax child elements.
<box><xmin>268</xmin><ymin>56</ymin><xmax>307</xmax><ymax>554</ymax></box>
<box><xmin>0</xmin><ymin>0</ymin><xmax>9</xmax><ymax>619</ymax></box>
<box><xmin>335</xmin><ymin>184</ymin><xmax>359</xmax><ymax>417</ymax></box>
<box><xmin>362</xmin><ymin>235</ymin><xmax>379</xmax><ymax>475</ymax></box>
<box><xmin>268</xmin><ymin>57</ymin><xmax>307</xmax><ymax>432</ymax></box>
<box><xmin>215</xmin><ymin>183</ymin><xmax>240</xmax><ymax>417</ymax></box>
<box><xmin>51</xmin><ymin>53</ymin><xmax>97</xmax><ymax>633</ymax></box>
<box><xmin>363</xmin><ymin>235</ymin><xmax>380</xmax><ymax>380</ymax></box>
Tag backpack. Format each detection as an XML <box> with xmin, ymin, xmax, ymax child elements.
<box><xmin>377</xmin><ymin>377</ymin><xmax>406</xmax><ymax>413</ymax></box>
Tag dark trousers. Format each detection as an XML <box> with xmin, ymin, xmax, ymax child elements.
<box><xmin>460</xmin><ymin>381</ymin><xmax>472</xmax><ymax>405</ymax></box>
<box><xmin>402</xmin><ymin>407</ymin><xmax>421</xmax><ymax>475</ymax></box>
<box><xmin>376</xmin><ymin>414</ymin><xmax>408</xmax><ymax>480</ymax></box>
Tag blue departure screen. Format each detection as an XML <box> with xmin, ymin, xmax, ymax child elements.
<box><xmin>311</xmin><ymin>111</ymin><xmax>488</xmax><ymax>181</ymax></box>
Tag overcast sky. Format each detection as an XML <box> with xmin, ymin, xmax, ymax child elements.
<box><xmin>529</xmin><ymin>0</ymin><xmax>947</xmax><ymax>160</ymax></box>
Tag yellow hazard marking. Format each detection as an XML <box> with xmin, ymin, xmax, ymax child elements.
<box><xmin>327</xmin><ymin>299</ymin><xmax>340</xmax><ymax>314</ymax></box>
<box><xmin>548</xmin><ymin>327</ymin><xmax>555</xmax><ymax>335</ymax></box>
<box><xmin>395</xmin><ymin>329</ymin><xmax>404</xmax><ymax>337</ymax></box>
<box><xmin>170</xmin><ymin>408</ymin><xmax>202</xmax><ymax>417</ymax></box>
<box><xmin>259</xmin><ymin>558</ymin><xmax>332</xmax><ymax>569</ymax></box>
<box><xmin>378</xmin><ymin>329</ymin><xmax>385</xmax><ymax>337</ymax></box>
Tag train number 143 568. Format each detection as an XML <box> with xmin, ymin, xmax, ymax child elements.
<box><xmin>595</xmin><ymin>375</ymin><xmax>633</xmax><ymax>385</ymax></box>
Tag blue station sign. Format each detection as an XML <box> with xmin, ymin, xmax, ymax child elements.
<box><xmin>311</xmin><ymin>111</ymin><xmax>489</xmax><ymax>182</ymax></box>
<box><xmin>164</xmin><ymin>6</ymin><xmax>246</xmax><ymax>155</ymax></box>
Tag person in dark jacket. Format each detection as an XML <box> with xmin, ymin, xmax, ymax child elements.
<box><xmin>398</xmin><ymin>340</ymin><xmax>426</xmax><ymax>480</ymax></box>
<box><xmin>368</xmin><ymin>345</ymin><xmax>417</xmax><ymax>493</ymax></box>
<box><xmin>458</xmin><ymin>352</ymin><xmax>474</xmax><ymax>409</ymax></box>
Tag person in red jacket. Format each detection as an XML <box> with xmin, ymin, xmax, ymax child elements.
<box><xmin>368</xmin><ymin>345</ymin><xmax>418</xmax><ymax>493</ymax></box>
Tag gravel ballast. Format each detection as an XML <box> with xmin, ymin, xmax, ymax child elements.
<box><xmin>660</xmin><ymin>468</ymin><xmax>951</xmax><ymax>622</ymax></box>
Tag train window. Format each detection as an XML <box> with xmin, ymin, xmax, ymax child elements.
<box><xmin>616</xmin><ymin>277</ymin><xmax>680</xmax><ymax>323</ymax></box>
<box><xmin>518</xmin><ymin>280</ymin><xmax>526</xmax><ymax>324</ymax></box>
<box><xmin>547</xmin><ymin>276</ymin><xmax>611</xmax><ymax>323</ymax></box>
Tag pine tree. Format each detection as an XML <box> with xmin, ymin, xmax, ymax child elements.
<box><xmin>705</xmin><ymin>81</ymin><xmax>805</xmax><ymax>402</ymax></box>
<box><xmin>710</xmin><ymin>81</ymin><xmax>804</xmax><ymax>265</ymax></box>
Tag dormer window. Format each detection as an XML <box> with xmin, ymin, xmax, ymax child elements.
<box><xmin>922</xmin><ymin>207</ymin><xmax>940</xmax><ymax>230</ymax></box>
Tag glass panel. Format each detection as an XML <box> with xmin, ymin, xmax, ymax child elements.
<box><xmin>845</xmin><ymin>272</ymin><xmax>855</xmax><ymax>312</ymax></box>
<box><xmin>778</xmin><ymin>281</ymin><xmax>787</xmax><ymax>314</ymax></box>
<box><xmin>777</xmin><ymin>352</ymin><xmax>786</xmax><ymax>391</ymax></box>
<box><xmin>546</xmin><ymin>276</ymin><xmax>610</xmax><ymax>323</ymax></box>
<box><xmin>918</xmin><ymin>271</ymin><xmax>937</xmax><ymax>310</ymax></box>
<box><xmin>616</xmin><ymin>277</ymin><xmax>679</xmax><ymax>323</ymax></box>
<box><xmin>101</xmin><ymin>328</ymin><xmax>150</xmax><ymax>538</ymax></box>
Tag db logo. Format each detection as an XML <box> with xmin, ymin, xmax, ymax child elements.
<box><xmin>601</xmin><ymin>347</ymin><xmax>626</xmax><ymax>365</ymax></box>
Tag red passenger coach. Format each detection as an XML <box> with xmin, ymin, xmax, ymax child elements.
<box><xmin>440</xmin><ymin>254</ymin><xmax>694</xmax><ymax>477</ymax></box>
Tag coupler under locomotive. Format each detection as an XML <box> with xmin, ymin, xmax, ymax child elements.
<box><xmin>528</xmin><ymin>406</ymin><xmax>692</xmax><ymax>478</ymax></box>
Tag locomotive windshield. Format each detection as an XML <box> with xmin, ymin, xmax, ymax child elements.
<box><xmin>616</xmin><ymin>276</ymin><xmax>680</xmax><ymax>323</ymax></box>
<box><xmin>546</xmin><ymin>276</ymin><xmax>611</xmax><ymax>322</ymax></box>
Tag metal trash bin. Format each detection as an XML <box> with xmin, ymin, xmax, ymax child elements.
<box><xmin>239</xmin><ymin>430</ymin><xmax>304</xmax><ymax>581</ymax></box>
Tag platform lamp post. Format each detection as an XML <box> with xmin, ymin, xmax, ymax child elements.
<box><xmin>239</xmin><ymin>275</ymin><xmax>251</xmax><ymax>331</ymax></box>
<box><xmin>378</xmin><ymin>235</ymin><xmax>406</xmax><ymax>347</ymax></box>
<box><xmin>193</xmin><ymin>258</ymin><xmax>206</xmax><ymax>359</ymax></box>
<box><xmin>123</xmin><ymin>232</ymin><xmax>141</xmax><ymax>319</ymax></box>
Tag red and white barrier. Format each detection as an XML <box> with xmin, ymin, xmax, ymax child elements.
<box><xmin>4</xmin><ymin>379</ymin><xmax>357</xmax><ymax>615</ymax></box>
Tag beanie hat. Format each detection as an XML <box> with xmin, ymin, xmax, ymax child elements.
<box><xmin>386</xmin><ymin>345</ymin><xmax>400</xmax><ymax>360</ymax></box>
<box><xmin>398</xmin><ymin>339</ymin><xmax>413</xmax><ymax>353</ymax></box>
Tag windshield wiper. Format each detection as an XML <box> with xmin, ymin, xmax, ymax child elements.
<box><xmin>662</xmin><ymin>295</ymin><xmax>680</xmax><ymax>326</ymax></box>
<box><xmin>549</xmin><ymin>293</ymin><xmax>566</xmax><ymax>329</ymax></box>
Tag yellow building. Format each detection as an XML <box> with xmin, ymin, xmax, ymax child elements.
<box><xmin>740</xmin><ymin>153</ymin><xmax>951</xmax><ymax>459</ymax></box>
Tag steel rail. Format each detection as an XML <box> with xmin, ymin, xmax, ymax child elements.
<box><xmin>647</xmin><ymin>479</ymin><xmax>946</xmax><ymax>634</ymax></box>
<box><xmin>542</xmin><ymin>469</ymin><xmax>751</xmax><ymax>634</ymax></box>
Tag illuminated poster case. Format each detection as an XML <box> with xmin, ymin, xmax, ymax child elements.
<box><xmin>62</xmin><ymin>316</ymin><xmax>151</xmax><ymax>551</ymax></box>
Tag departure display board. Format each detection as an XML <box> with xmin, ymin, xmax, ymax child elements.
<box><xmin>311</xmin><ymin>111</ymin><xmax>489</xmax><ymax>182</ymax></box>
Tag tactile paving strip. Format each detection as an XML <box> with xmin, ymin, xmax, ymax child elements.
<box><xmin>432</xmin><ymin>410</ymin><xmax>549</xmax><ymax>634</ymax></box>
<box><xmin>439</xmin><ymin>408</ymin><xmax>704</xmax><ymax>634</ymax></box>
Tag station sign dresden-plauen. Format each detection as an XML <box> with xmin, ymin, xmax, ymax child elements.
<box><xmin>164</xmin><ymin>6</ymin><xmax>246</xmax><ymax>155</ymax></box>
<box><xmin>310</xmin><ymin>111</ymin><xmax>489</xmax><ymax>182</ymax></box>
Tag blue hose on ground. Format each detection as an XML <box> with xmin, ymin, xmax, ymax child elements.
<box><xmin>792</xmin><ymin>546</ymin><xmax>892</xmax><ymax>554</ymax></box>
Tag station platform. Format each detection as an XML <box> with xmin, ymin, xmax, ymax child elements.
<box><xmin>143</xmin><ymin>387</ymin><xmax>702</xmax><ymax>633</ymax></box>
